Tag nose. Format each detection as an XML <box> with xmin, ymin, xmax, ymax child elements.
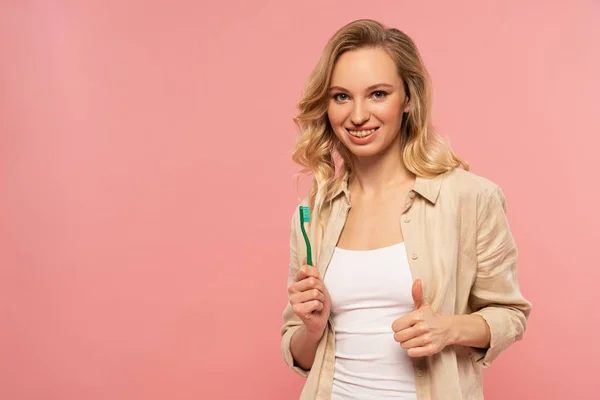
<box><xmin>350</xmin><ymin>101</ymin><xmax>369</xmax><ymax>125</ymax></box>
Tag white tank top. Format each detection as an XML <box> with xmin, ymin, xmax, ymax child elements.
<box><xmin>324</xmin><ymin>242</ymin><xmax>417</xmax><ymax>400</ymax></box>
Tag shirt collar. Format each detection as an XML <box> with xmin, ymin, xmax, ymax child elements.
<box><xmin>412</xmin><ymin>172</ymin><xmax>446</xmax><ymax>204</ymax></box>
<box><xmin>331</xmin><ymin>170</ymin><xmax>447</xmax><ymax>204</ymax></box>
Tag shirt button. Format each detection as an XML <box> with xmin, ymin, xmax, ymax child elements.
<box><xmin>403</xmin><ymin>216</ymin><xmax>410</xmax><ymax>223</ymax></box>
<box><xmin>417</xmin><ymin>369</ymin><xmax>424</xmax><ymax>377</ymax></box>
<box><xmin>408</xmin><ymin>191</ymin><xmax>416</xmax><ymax>199</ymax></box>
<box><xmin>411</xmin><ymin>253</ymin><xmax>418</xmax><ymax>260</ymax></box>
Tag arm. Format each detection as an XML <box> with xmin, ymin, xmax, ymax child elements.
<box><xmin>392</xmin><ymin>186</ymin><xmax>531</xmax><ymax>361</ymax></box>
<box><xmin>444</xmin><ymin>314</ymin><xmax>491</xmax><ymax>349</ymax></box>
<box><xmin>468</xmin><ymin>186</ymin><xmax>532</xmax><ymax>367</ymax></box>
<box><xmin>280</xmin><ymin>207</ymin><xmax>324</xmax><ymax>376</ymax></box>
<box><xmin>289</xmin><ymin>324</ymin><xmax>324</xmax><ymax>370</ymax></box>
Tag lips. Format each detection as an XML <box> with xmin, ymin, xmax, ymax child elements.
<box><xmin>345</xmin><ymin>127</ymin><xmax>379</xmax><ymax>145</ymax></box>
<box><xmin>346</xmin><ymin>127</ymin><xmax>379</xmax><ymax>138</ymax></box>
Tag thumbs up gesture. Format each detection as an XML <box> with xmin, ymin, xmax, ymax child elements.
<box><xmin>392</xmin><ymin>279</ymin><xmax>454</xmax><ymax>357</ymax></box>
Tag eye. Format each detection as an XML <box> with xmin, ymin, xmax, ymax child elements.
<box><xmin>332</xmin><ymin>93</ymin><xmax>349</xmax><ymax>102</ymax></box>
<box><xmin>372</xmin><ymin>90</ymin><xmax>388</xmax><ymax>99</ymax></box>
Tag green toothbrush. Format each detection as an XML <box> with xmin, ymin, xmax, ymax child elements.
<box><xmin>299</xmin><ymin>205</ymin><xmax>313</xmax><ymax>266</ymax></box>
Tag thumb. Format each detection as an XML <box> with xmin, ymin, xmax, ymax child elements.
<box><xmin>412</xmin><ymin>279</ymin><xmax>424</xmax><ymax>309</ymax></box>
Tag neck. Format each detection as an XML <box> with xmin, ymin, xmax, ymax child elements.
<box><xmin>348</xmin><ymin>137</ymin><xmax>415</xmax><ymax>195</ymax></box>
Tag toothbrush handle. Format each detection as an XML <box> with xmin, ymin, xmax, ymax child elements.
<box><xmin>300</xmin><ymin>223</ymin><xmax>313</xmax><ymax>266</ymax></box>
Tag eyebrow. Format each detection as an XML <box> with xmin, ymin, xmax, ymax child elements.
<box><xmin>328</xmin><ymin>83</ymin><xmax>395</xmax><ymax>93</ymax></box>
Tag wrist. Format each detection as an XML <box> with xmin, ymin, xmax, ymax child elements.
<box><xmin>443</xmin><ymin>314</ymin><xmax>460</xmax><ymax>346</ymax></box>
<box><xmin>303</xmin><ymin>323</ymin><xmax>326</xmax><ymax>342</ymax></box>
<box><xmin>443</xmin><ymin>314</ymin><xmax>491</xmax><ymax>349</ymax></box>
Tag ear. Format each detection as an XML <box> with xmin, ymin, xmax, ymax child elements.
<box><xmin>403</xmin><ymin>96</ymin><xmax>410</xmax><ymax>113</ymax></box>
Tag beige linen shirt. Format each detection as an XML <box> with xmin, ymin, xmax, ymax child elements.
<box><xmin>280</xmin><ymin>168</ymin><xmax>532</xmax><ymax>400</ymax></box>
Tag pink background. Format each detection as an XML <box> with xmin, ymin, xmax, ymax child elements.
<box><xmin>1</xmin><ymin>1</ymin><xmax>599</xmax><ymax>399</ymax></box>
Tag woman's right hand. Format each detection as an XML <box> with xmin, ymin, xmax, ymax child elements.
<box><xmin>288</xmin><ymin>264</ymin><xmax>331</xmax><ymax>338</ymax></box>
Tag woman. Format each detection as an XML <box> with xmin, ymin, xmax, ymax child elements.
<box><xmin>281</xmin><ymin>19</ymin><xmax>532</xmax><ymax>400</ymax></box>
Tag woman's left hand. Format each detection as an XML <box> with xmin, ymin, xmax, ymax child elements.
<box><xmin>391</xmin><ymin>279</ymin><xmax>454</xmax><ymax>357</ymax></box>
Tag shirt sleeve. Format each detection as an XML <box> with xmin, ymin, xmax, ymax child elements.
<box><xmin>280</xmin><ymin>207</ymin><xmax>310</xmax><ymax>377</ymax></box>
<box><xmin>469</xmin><ymin>186</ymin><xmax>533</xmax><ymax>368</ymax></box>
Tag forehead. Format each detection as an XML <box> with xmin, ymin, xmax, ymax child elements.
<box><xmin>330</xmin><ymin>47</ymin><xmax>402</xmax><ymax>89</ymax></box>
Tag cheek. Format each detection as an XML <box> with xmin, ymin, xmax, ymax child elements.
<box><xmin>327</xmin><ymin>105</ymin><xmax>348</xmax><ymax>139</ymax></box>
<box><xmin>327</xmin><ymin>105</ymin><xmax>344</xmax><ymax>126</ymax></box>
<box><xmin>376</xmin><ymin>101</ymin><xmax>404</xmax><ymax>125</ymax></box>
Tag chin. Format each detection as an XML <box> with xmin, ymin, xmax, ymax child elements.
<box><xmin>345</xmin><ymin>143</ymin><xmax>386</xmax><ymax>159</ymax></box>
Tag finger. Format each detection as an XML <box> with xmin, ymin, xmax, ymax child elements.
<box><xmin>290</xmin><ymin>288</ymin><xmax>326</xmax><ymax>305</ymax></box>
<box><xmin>289</xmin><ymin>275</ymin><xmax>325</xmax><ymax>294</ymax></box>
<box><xmin>391</xmin><ymin>311</ymin><xmax>421</xmax><ymax>333</ymax></box>
<box><xmin>412</xmin><ymin>279</ymin><xmax>424</xmax><ymax>309</ymax></box>
<box><xmin>293</xmin><ymin>299</ymin><xmax>324</xmax><ymax>315</ymax></box>
<box><xmin>400</xmin><ymin>332</ymin><xmax>431</xmax><ymax>350</ymax></box>
<box><xmin>394</xmin><ymin>321</ymin><xmax>427</xmax><ymax>343</ymax></box>
<box><xmin>407</xmin><ymin>344</ymin><xmax>436</xmax><ymax>358</ymax></box>
<box><xmin>295</xmin><ymin>265</ymin><xmax>320</xmax><ymax>282</ymax></box>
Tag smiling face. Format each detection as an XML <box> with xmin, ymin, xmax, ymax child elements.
<box><xmin>327</xmin><ymin>47</ymin><xmax>410</xmax><ymax>160</ymax></box>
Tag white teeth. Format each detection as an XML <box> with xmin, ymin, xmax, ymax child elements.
<box><xmin>347</xmin><ymin>128</ymin><xmax>378</xmax><ymax>138</ymax></box>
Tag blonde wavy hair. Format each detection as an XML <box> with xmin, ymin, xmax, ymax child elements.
<box><xmin>292</xmin><ymin>19</ymin><xmax>469</xmax><ymax>223</ymax></box>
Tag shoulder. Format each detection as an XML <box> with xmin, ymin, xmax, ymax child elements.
<box><xmin>289</xmin><ymin>191</ymin><xmax>342</xmax><ymax>222</ymax></box>
<box><xmin>439</xmin><ymin>168</ymin><xmax>509</xmax><ymax>211</ymax></box>
<box><xmin>440</xmin><ymin>168</ymin><xmax>504</xmax><ymax>198</ymax></box>
<box><xmin>441</xmin><ymin>168</ymin><xmax>499</xmax><ymax>194</ymax></box>
<box><xmin>288</xmin><ymin>196</ymin><xmax>310</xmax><ymax>229</ymax></box>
